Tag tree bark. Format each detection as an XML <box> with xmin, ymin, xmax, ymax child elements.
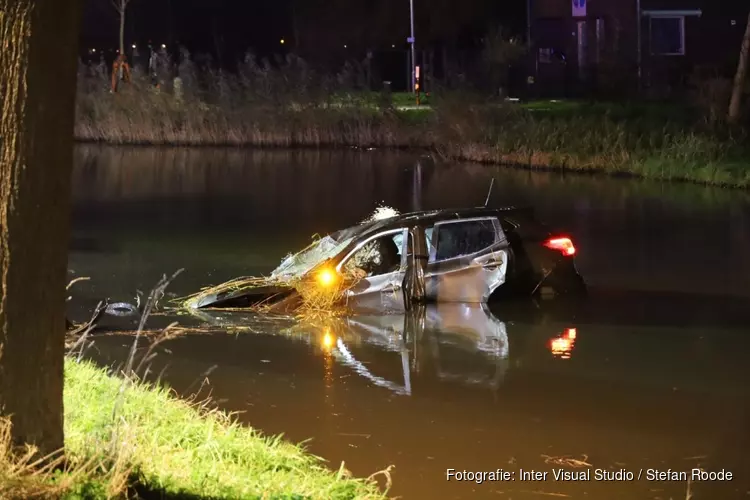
<box><xmin>728</xmin><ymin>12</ymin><xmax>750</xmax><ymax>124</ymax></box>
<box><xmin>0</xmin><ymin>0</ymin><xmax>82</xmax><ymax>455</ymax></box>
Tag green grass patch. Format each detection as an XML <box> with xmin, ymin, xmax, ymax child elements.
<box><xmin>60</xmin><ymin>359</ymin><xmax>386</xmax><ymax>499</ymax></box>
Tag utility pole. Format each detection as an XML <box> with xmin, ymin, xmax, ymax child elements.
<box><xmin>636</xmin><ymin>0</ymin><xmax>642</xmax><ymax>91</ymax></box>
<box><xmin>526</xmin><ymin>0</ymin><xmax>532</xmax><ymax>47</ymax></box>
<box><xmin>409</xmin><ymin>0</ymin><xmax>416</xmax><ymax>93</ymax></box>
<box><xmin>527</xmin><ymin>0</ymin><xmax>536</xmax><ymax>86</ymax></box>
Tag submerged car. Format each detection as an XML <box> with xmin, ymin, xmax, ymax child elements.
<box><xmin>186</xmin><ymin>206</ymin><xmax>587</xmax><ymax>312</ymax></box>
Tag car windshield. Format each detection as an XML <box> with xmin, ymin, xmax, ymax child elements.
<box><xmin>270</xmin><ymin>234</ymin><xmax>352</xmax><ymax>279</ymax></box>
<box><xmin>269</xmin><ymin>220</ymin><xmax>383</xmax><ymax>280</ymax></box>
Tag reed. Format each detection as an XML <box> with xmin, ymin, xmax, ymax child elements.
<box><xmin>74</xmin><ymin>54</ymin><xmax>750</xmax><ymax>188</ymax></box>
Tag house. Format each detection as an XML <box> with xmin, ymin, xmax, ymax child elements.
<box><xmin>530</xmin><ymin>0</ymin><xmax>746</xmax><ymax>96</ymax></box>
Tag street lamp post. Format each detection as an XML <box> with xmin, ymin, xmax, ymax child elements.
<box><xmin>409</xmin><ymin>0</ymin><xmax>416</xmax><ymax>93</ymax></box>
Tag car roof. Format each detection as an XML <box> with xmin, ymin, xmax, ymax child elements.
<box><xmin>356</xmin><ymin>206</ymin><xmax>535</xmax><ymax>239</ymax></box>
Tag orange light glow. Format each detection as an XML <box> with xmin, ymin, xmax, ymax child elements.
<box><xmin>549</xmin><ymin>327</ymin><xmax>577</xmax><ymax>359</ymax></box>
<box><xmin>544</xmin><ymin>237</ymin><xmax>576</xmax><ymax>256</ymax></box>
<box><xmin>317</xmin><ymin>268</ymin><xmax>337</xmax><ymax>287</ymax></box>
<box><xmin>322</xmin><ymin>329</ymin><xmax>335</xmax><ymax>350</ymax></box>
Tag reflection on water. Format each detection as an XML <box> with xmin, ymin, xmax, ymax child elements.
<box><xmin>85</xmin><ymin>301</ymin><xmax>750</xmax><ymax>500</ymax></box>
<box><xmin>549</xmin><ymin>327</ymin><xmax>577</xmax><ymax>360</ymax></box>
<box><xmin>194</xmin><ymin>303</ymin><xmax>511</xmax><ymax>396</ymax></box>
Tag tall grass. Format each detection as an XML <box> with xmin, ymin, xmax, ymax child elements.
<box><xmin>76</xmin><ymin>53</ymin><xmax>424</xmax><ymax>148</ymax></box>
<box><xmin>74</xmin><ymin>52</ymin><xmax>750</xmax><ymax>188</ymax></box>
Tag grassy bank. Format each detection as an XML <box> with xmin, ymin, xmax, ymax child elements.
<box><xmin>75</xmin><ymin>56</ymin><xmax>750</xmax><ymax>188</ymax></box>
<box><xmin>1</xmin><ymin>359</ymin><xmax>385</xmax><ymax>499</ymax></box>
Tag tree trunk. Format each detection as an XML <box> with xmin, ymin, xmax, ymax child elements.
<box><xmin>0</xmin><ymin>0</ymin><xmax>82</xmax><ymax>455</ymax></box>
<box><xmin>119</xmin><ymin>1</ymin><xmax>125</xmax><ymax>58</ymax></box>
<box><xmin>728</xmin><ymin>12</ymin><xmax>750</xmax><ymax>124</ymax></box>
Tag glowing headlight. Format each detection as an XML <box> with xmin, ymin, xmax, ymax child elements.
<box><xmin>316</xmin><ymin>268</ymin><xmax>337</xmax><ymax>287</ymax></box>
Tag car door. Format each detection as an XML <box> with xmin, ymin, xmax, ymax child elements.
<box><xmin>424</xmin><ymin>217</ymin><xmax>509</xmax><ymax>302</ymax></box>
<box><xmin>336</xmin><ymin>228</ymin><xmax>409</xmax><ymax>313</ymax></box>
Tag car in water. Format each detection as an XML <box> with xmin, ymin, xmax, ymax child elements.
<box><xmin>186</xmin><ymin>206</ymin><xmax>587</xmax><ymax>312</ymax></box>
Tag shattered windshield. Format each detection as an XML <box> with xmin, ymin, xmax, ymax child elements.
<box><xmin>270</xmin><ymin>235</ymin><xmax>352</xmax><ymax>280</ymax></box>
<box><xmin>269</xmin><ymin>221</ymin><xmax>380</xmax><ymax>280</ymax></box>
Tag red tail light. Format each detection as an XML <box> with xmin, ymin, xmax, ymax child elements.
<box><xmin>544</xmin><ymin>237</ymin><xmax>576</xmax><ymax>256</ymax></box>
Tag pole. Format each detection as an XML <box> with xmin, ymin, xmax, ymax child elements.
<box><xmin>409</xmin><ymin>0</ymin><xmax>416</xmax><ymax>93</ymax></box>
<box><xmin>526</xmin><ymin>0</ymin><xmax>532</xmax><ymax>48</ymax></box>
<box><xmin>527</xmin><ymin>0</ymin><xmax>537</xmax><ymax>89</ymax></box>
<box><xmin>636</xmin><ymin>0</ymin><xmax>642</xmax><ymax>90</ymax></box>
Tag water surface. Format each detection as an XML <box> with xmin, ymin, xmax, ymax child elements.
<box><xmin>70</xmin><ymin>145</ymin><xmax>750</xmax><ymax>499</ymax></box>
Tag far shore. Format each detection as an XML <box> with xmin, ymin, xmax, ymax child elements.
<box><xmin>75</xmin><ymin>63</ymin><xmax>750</xmax><ymax>189</ymax></box>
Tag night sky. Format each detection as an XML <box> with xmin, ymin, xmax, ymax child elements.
<box><xmin>80</xmin><ymin>0</ymin><xmax>527</xmax><ymax>61</ymax></box>
<box><xmin>80</xmin><ymin>0</ymin><xmax>745</xmax><ymax>65</ymax></box>
<box><xmin>82</xmin><ymin>0</ymin><xmax>289</xmax><ymax>54</ymax></box>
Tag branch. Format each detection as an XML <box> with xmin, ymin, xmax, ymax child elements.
<box><xmin>109</xmin><ymin>0</ymin><xmax>130</xmax><ymax>14</ymax></box>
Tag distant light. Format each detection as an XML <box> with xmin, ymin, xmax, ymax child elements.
<box><xmin>90</xmin><ymin>48</ymin><xmax>96</xmax><ymax>53</ymax></box>
<box><xmin>131</xmin><ymin>44</ymin><xmax>136</xmax><ymax>48</ymax></box>
<box><xmin>731</xmin><ymin>19</ymin><xmax>737</xmax><ymax>26</ymax></box>
<box><xmin>344</xmin><ymin>44</ymin><xmax>347</xmax><ymax>48</ymax></box>
<box><xmin>280</xmin><ymin>38</ymin><xmax>285</xmax><ymax>44</ymax></box>
<box><xmin>391</xmin><ymin>44</ymin><xmax>395</xmax><ymax>48</ymax></box>
<box><xmin>161</xmin><ymin>43</ymin><xmax>166</xmax><ymax>49</ymax></box>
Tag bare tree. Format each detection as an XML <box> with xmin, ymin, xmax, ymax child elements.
<box><xmin>111</xmin><ymin>0</ymin><xmax>133</xmax><ymax>60</ymax></box>
<box><xmin>0</xmin><ymin>0</ymin><xmax>83</xmax><ymax>455</ymax></box>
<box><xmin>728</xmin><ymin>12</ymin><xmax>750</xmax><ymax>124</ymax></box>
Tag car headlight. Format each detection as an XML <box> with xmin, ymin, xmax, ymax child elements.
<box><xmin>316</xmin><ymin>268</ymin><xmax>338</xmax><ymax>288</ymax></box>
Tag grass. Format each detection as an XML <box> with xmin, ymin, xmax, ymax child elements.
<box><xmin>0</xmin><ymin>354</ymin><xmax>387</xmax><ymax>500</ymax></box>
<box><xmin>74</xmin><ymin>54</ymin><xmax>750</xmax><ymax>188</ymax></box>
<box><xmin>63</xmin><ymin>359</ymin><xmax>386</xmax><ymax>499</ymax></box>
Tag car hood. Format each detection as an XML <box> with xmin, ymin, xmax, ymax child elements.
<box><xmin>188</xmin><ymin>281</ymin><xmax>296</xmax><ymax>309</ymax></box>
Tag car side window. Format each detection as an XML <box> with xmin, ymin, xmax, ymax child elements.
<box><xmin>432</xmin><ymin>219</ymin><xmax>498</xmax><ymax>262</ymax></box>
<box><xmin>425</xmin><ymin>227</ymin><xmax>434</xmax><ymax>250</ymax></box>
<box><xmin>341</xmin><ymin>233</ymin><xmax>404</xmax><ymax>278</ymax></box>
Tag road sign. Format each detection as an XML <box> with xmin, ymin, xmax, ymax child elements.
<box><xmin>572</xmin><ymin>0</ymin><xmax>586</xmax><ymax>17</ymax></box>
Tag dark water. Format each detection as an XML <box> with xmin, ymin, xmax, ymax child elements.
<box><xmin>69</xmin><ymin>145</ymin><xmax>750</xmax><ymax>499</ymax></box>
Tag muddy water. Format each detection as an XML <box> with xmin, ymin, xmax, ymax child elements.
<box><xmin>69</xmin><ymin>145</ymin><xmax>750</xmax><ymax>499</ymax></box>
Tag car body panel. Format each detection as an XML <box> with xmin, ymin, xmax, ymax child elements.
<box><xmin>336</xmin><ymin>228</ymin><xmax>408</xmax><ymax>313</ymax></box>
<box><xmin>421</xmin><ymin>216</ymin><xmax>510</xmax><ymax>303</ymax></box>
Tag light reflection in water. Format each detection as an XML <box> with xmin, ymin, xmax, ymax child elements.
<box><xmin>322</xmin><ymin>328</ymin><xmax>334</xmax><ymax>387</ymax></box>
<box><xmin>322</xmin><ymin>329</ymin><xmax>335</xmax><ymax>351</ymax></box>
<box><xmin>334</xmin><ymin>338</ymin><xmax>412</xmax><ymax>396</ymax></box>
<box><xmin>549</xmin><ymin>328</ymin><xmax>577</xmax><ymax>359</ymax></box>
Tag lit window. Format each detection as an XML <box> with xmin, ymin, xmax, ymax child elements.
<box><xmin>649</xmin><ymin>16</ymin><xmax>685</xmax><ymax>55</ymax></box>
